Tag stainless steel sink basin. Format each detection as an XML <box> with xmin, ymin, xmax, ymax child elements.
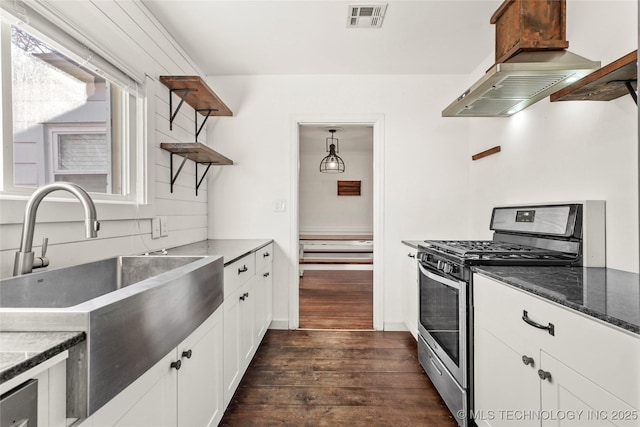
<box><xmin>0</xmin><ymin>255</ymin><xmax>223</xmax><ymax>418</ymax></box>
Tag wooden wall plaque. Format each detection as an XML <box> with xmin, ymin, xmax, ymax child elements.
<box><xmin>337</xmin><ymin>181</ymin><xmax>361</xmax><ymax>196</ymax></box>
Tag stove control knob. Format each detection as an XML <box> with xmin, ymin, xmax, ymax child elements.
<box><xmin>443</xmin><ymin>263</ymin><xmax>453</xmax><ymax>274</ymax></box>
<box><xmin>437</xmin><ymin>260</ymin><xmax>443</xmax><ymax>270</ymax></box>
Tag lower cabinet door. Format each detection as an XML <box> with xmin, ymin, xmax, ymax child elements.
<box><xmin>223</xmin><ymin>286</ymin><xmax>243</xmax><ymax>407</ymax></box>
<box><xmin>540</xmin><ymin>351</ymin><xmax>639</xmax><ymax>427</ymax></box>
<box><xmin>177</xmin><ymin>309</ymin><xmax>224</xmax><ymax>427</ymax></box>
<box><xmin>88</xmin><ymin>352</ymin><xmax>178</xmax><ymax>427</ymax></box>
<box><xmin>474</xmin><ymin>327</ymin><xmax>540</xmax><ymax>427</ymax></box>
<box><xmin>240</xmin><ymin>278</ymin><xmax>256</xmax><ymax>366</ymax></box>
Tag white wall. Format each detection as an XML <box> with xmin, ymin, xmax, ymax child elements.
<box><xmin>467</xmin><ymin>0</ymin><xmax>638</xmax><ymax>272</ymax></box>
<box><xmin>299</xmin><ymin>125</ymin><xmax>373</xmax><ymax>234</ymax></box>
<box><xmin>207</xmin><ymin>0</ymin><xmax>638</xmax><ymax>329</ymax></box>
<box><xmin>0</xmin><ymin>1</ymin><xmax>211</xmax><ymax>277</ymax></box>
<box><xmin>205</xmin><ymin>74</ymin><xmax>472</xmax><ymax>329</ymax></box>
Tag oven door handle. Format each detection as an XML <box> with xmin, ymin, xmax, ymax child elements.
<box><xmin>418</xmin><ymin>263</ymin><xmax>462</xmax><ymax>290</ymax></box>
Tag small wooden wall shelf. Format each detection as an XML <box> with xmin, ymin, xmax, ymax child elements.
<box><xmin>472</xmin><ymin>146</ymin><xmax>501</xmax><ymax>161</ymax></box>
<box><xmin>550</xmin><ymin>50</ymin><xmax>637</xmax><ymax>104</ymax></box>
<box><xmin>161</xmin><ymin>142</ymin><xmax>233</xmax><ymax>195</ymax></box>
<box><xmin>160</xmin><ymin>75</ymin><xmax>233</xmax><ymax>139</ymax></box>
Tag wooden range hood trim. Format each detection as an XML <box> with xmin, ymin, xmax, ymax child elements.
<box><xmin>491</xmin><ymin>0</ymin><xmax>569</xmax><ymax>65</ymax></box>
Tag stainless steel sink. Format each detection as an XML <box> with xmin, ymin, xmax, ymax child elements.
<box><xmin>0</xmin><ymin>255</ymin><xmax>224</xmax><ymax>418</ymax></box>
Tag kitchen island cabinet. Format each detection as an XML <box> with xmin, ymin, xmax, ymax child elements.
<box><xmin>473</xmin><ymin>272</ymin><xmax>640</xmax><ymax>427</ymax></box>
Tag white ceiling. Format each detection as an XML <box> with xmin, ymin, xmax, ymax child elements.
<box><xmin>142</xmin><ymin>0</ymin><xmax>501</xmax><ymax>75</ymax></box>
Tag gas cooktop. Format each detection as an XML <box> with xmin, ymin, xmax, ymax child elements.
<box><xmin>419</xmin><ymin>240</ymin><xmax>578</xmax><ymax>264</ymax></box>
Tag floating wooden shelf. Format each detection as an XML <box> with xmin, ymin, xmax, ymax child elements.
<box><xmin>161</xmin><ymin>142</ymin><xmax>233</xmax><ymax>196</ymax></box>
<box><xmin>160</xmin><ymin>75</ymin><xmax>233</xmax><ymax>139</ymax></box>
<box><xmin>161</xmin><ymin>143</ymin><xmax>233</xmax><ymax>165</ymax></box>
<box><xmin>160</xmin><ymin>76</ymin><xmax>233</xmax><ymax>116</ymax></box>
<box><xmin>550</xmin><ymin>50</ymin><xmax>637</xmax><ymax>103</ymax></box>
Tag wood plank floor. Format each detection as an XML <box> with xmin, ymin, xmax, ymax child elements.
<box><xmin>220</xmin><ymin>329</ymin><xmax>457</xmax><ymax>426</ymax></box>
<box><xmin>299</xmin><ymin>270</ymin><xmax>373</xmax><ymax>330</ymax></box>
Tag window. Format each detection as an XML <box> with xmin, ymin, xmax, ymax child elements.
<box><xmin>49</xmin><ymin>125</ymin><xmax>110</xmax><ymax>193</ymax></box>
<box><xmin>1</xmin><ymin>10</ymin><xmax>145</xmax><ymax>203</ymax></box>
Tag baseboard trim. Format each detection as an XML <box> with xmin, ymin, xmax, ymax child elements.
<box><xmin>268</xmin><ymin>320</ymin><xmax>290</xmax><ymax>330</ymax></box>
<box><xmin>384</xmin><ymin>321</ymin><xmax>409</xmax><ymax>332</ymax></box>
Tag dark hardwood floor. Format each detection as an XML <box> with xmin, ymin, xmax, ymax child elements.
<box><xmin>299</xmin><ymin>270</ymin><xmax>373</xmax><ymax>330</ymax></box>
<box><xmin>221</xmin><ymin>329</ymin><xmax>456</xmax><ymax>426</ymax></box>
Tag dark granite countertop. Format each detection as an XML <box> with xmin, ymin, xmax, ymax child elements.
<box><xmin>165</xmin><ymin>239</ymin><xmax>273</xmax><ymax>266</ymax></box>
<box><xmin>473</xmin><ymin>266</ymin><xmax>640</xmax><ymax>335</ymax></box>
<box><xmin>0</xmin><ymin>331</ymin><xmax>85</xmax><ymax>384</ymax></box>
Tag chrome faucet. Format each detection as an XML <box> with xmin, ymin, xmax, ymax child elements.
<box><xmin>13</xmin><ymin>182</ymin><xmax>100</xmax><ymax>276</ymax></box>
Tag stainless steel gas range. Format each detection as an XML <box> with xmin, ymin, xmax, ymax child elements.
<box><xmin>416</xmin><ymin>202</ymin><xmax>605</xmax><ymax>427</ymax></box>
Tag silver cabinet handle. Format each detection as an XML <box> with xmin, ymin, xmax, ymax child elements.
<box><xmin>263</xmin><ymin>272</ymin><xmax>270</xmax><ymax>277</ymax></box>
<box><xmin>522</xmin><ymin>310</ymin><xmax>555</xmax><ymax>336</ymax></box>
<box><xmin>263</xmin><ymin>252</ymin><xmax>270</xmax><ymax>258</ymax></box>
<box><xmin>238</xmin><ymin>265</ymin><xmax>248</xmax><ymax>274</ymax></box>
<box><xmin>408</xmin><ymin>253</ymin><xmax>416</xmax><ymax>258</ymax></box>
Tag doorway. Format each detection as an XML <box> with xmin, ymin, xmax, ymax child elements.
<box><xmin>297</xmin><ymin>124</ymin><xmax>374</xmax><ymax>329</ymax></box>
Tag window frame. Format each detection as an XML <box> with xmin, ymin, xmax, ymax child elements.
<box><xmin>0</xmin><ymin>8</ymin><xmax>155</xmax><ymax>222</ymax></box>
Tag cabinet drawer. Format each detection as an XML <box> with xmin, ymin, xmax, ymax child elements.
<box><xmin>224</xmin><ymin>254</ymin><xmax>255</xmax><ymax>297</ymax></box>
<box><xmin>255</xmin><ymin>243</ymin><xmax>273</xmax><ymax>272</ymax></box>
<box><xmin>474</xmin><ymin>273</ymin><xmax>640</xmax><ymax>408</ymax></box>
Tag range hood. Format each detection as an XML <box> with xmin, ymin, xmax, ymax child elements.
<box><xmin>442</xmin><ymin>50</ymin><xmax>601</xmax><ymax>117</ymax></box>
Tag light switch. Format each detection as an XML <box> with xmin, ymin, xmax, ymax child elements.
<box><xmin>274</xmin><ymin>199</ymin><xmax>286</xmax><ymax>212</ymax></box>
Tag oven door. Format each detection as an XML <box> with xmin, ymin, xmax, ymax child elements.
<box><xmin>418</xmin><ymin>262</ymin><xmax>467</xmax><ymax>387</ymax></box>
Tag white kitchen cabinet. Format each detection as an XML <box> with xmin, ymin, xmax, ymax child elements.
<box><xmin>254</xmin><ymin>249</ymin><xmax>273</xmax><ymax>341</ymax></box>
<box><xmin>539</xmin><ymin>351</ymin><xmax>638</xmax><ymax>427</ymax></box>
<box><xmin>223</xmin><ymin>243</ymin><xmax>273</xmax><ymax>407</ymax></box>
<box><xmin>402</xmin><ymin>248</ymin><xmax>418</xmax><ymax>339</ymax></box>
<box><xmin>82</xmin><ymin>308</ymin><xmax>223</xmax><ymax>427</ymax></box>
<box><xmin>177</xmin><ymin>307</ymin><xmax>224</xmax><ymax>427</ymax></box>
<box><xmin>0</xmin><ymin>352</ymin><xmax>68</xmax><ymax>427</ymax></box>
<box><xmin>473</xmin><ymin>273</ymin><xmax>640</xmax><ymax>427</ymax></box>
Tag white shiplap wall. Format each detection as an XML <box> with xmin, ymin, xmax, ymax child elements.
<box><xmin>0</xmin><ymin>1</ymin><xmax>212</xmax><ymax>278</ymax></box>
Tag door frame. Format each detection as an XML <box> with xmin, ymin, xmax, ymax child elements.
<box><xmin>289</xmin><ymin>114</ymin><xmax>385</xmax><ymax>330</ymax></box>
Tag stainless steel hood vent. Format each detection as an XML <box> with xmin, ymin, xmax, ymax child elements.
<box><xmin>442</xmin><ymin>50</ymin><xmax>601</xmax><ymax>117</ymax></box>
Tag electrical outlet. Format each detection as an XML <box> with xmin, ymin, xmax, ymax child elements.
<box><xmin>160</xmin><ymin>217</ymin><xmax>169</xmax><ymax>237</ymax></box>
<box><xmin>151</xmin><ymin>217</ymin><xmax>161</xmax><ymax>239</ymax></box>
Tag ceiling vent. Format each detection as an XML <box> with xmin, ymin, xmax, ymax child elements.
<box><xmin>347</xmin><ymin>3</ymin><xmax>387</xmax><ymax>28</ymax></box>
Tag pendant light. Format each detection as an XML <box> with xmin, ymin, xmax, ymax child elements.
<box><xmin>319</xmin><ymin>129</ymin><xmax>345</xmax><ymax>173</ymax></box>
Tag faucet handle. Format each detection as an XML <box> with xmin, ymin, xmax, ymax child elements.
<box><xmin>32</xmin><ymin>237</ymin><xmax>50</xmax><ymax>270</ymax></box>
<box><xmin>41</xmin><ymin>237</ymin><xmax>48</xmax><ymax>257</ymax></box>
